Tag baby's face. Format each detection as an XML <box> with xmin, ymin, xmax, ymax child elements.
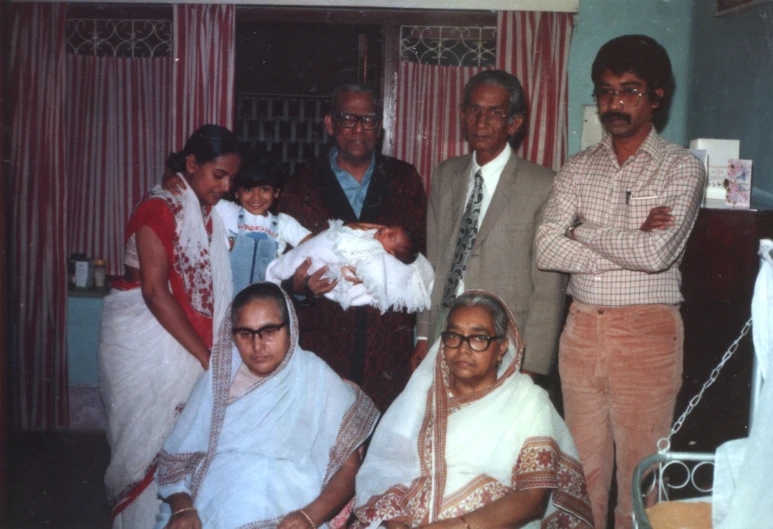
<box><xmin>374</xmin><ymin>226</ymin><xmax>409</xmax><ymax>256</ymax></box>
<box><xmin>236</xmin><ymin>185</ymin><xmax>279</xmax><ymax>216</ymax></box>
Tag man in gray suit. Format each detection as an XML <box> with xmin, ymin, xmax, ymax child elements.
<box><xmin>411</xmin><ymin>70</ymin><xmax>566</xmax><ymax>379</ymax></box>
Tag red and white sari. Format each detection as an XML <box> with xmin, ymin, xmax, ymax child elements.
<box><xmin>98</xmin><ymin>181</ymin><xmax>232</xmax><ymax>529</ymax></box>
<box><xmin>353</xmin><ymin>291</ymin><xmax>593</xmax><ymax>529</ymax></box>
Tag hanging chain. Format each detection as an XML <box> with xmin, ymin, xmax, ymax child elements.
<box><xmin>658</xmin><ymin>317</ymin><xmax>753</xmax><ymax>453</ymax></box>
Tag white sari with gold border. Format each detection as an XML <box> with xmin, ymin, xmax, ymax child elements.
<box><xmin>353</xmin><ymin>290</ymin><xmax>593</xmax><ymax>529</ymax></box>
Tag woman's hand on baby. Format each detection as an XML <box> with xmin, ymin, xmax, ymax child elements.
<box><xmin>345</xmin><ymin>222</ymin><xmax>385</xmax><ymax>231</ymax></box>
<box><xmin>291</xmin><ymin>258</ymin><xmax>337</xmax><ymax>297</ymax></box>
<box><xmin>162</xmin><ymin>171</ymin><xmax>187</xmax><ymax>196</ymax></box>
<box><xmin>277</xmin><ymin>511</ymin><xmax>316</xmax><ymax>529</ymax></box>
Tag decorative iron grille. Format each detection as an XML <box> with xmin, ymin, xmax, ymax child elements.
<box><xmin>236</xmin><ymin>93</ymin><xmax>331</xmax><ymax>177</ymax></box>
<box><xmin>66</xmin><ymin>19</ymin><xmax>172</xmax><ymax>58</ymax></box>
<box><xmin>400</xmin><ymin>26</ymin><xmax>497</xmax><ymax>67</ymax></box>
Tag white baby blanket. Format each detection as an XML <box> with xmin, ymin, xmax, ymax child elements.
<box><xmin>266</xmin><ymin>220</ymin><xmax>434</xmax><ymax>313</ymax></box>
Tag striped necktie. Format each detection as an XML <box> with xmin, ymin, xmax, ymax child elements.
<box><xmin>442</xmin><ymin>170</ymin><xmax>484</xmax><ymax>307</ymax></box>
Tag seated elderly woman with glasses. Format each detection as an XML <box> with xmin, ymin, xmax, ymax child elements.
<box><xmin>154</xmin><ymin>282</ymin><xmax>379</xmax><ymax>529</ymax></box>
<box><xmin>352</xmin><ymin>291</ymin><xmax>593</xmax><ymax>529</ymax></box>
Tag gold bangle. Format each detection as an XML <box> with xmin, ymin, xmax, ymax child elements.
<box><xmin>298</xmin><ymin>509</ymin><xmax>316</xmax><ymax>529</ymax></box>
<box><xmin>171</xmin><ymin>506</ymin><xmax>197</xmax><ymax>517</ymax></box>
<box><xmin>459</xmin><ymin>515</ymin><xmax>472</xmax><ymax>529</ymax></box>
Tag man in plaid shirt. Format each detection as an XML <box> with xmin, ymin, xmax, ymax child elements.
<box><xmin>535</xmin><ymin>35</ymin><xmax>706</xmax><ymax>529</ymax></box>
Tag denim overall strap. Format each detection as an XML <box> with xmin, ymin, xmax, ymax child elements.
<box><xmin>229</xmin><ymin>233</ymin><xmax>279</xmax><ymax>296</ymax></box>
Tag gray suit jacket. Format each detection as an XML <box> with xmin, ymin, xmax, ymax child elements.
<box><xmin>418</xmin><ymin>153</ymin><xmax>567</xmax><ymax>374</ymax></box>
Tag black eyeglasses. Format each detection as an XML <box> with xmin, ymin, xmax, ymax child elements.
<box><xmin>441</xmin><ymin>331</ymin><xmax>503</xmax><ymax>352</ymax></box>
<box><xmin>334</xmin><ymin>112</ymin><xmax>381</xmax><ymax>130</ymax></box>
<box><xmin>233</xmin><ymin>323</ymin><xmax>286</xmax><ymax>342</ymax></box>
<box><xmin>593</xmin><ymin>87</ymin><xmax>649</xmax><ymax>107</ymax></box>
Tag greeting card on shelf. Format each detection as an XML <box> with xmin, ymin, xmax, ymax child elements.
<box><xmin>689</xmin><ymin>138</ymin><xmax>740</xmax><ymax>206</ymax></box>
<box><xmin>725</xmin><ymin>159</ymin><xmax>752</xmax><ymax>209</ymax></box>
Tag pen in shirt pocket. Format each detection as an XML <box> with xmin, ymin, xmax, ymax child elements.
<box><xmin>625</xmin><ymin>191</ymin><xmax>658</xmax><ymax>205</ymax></box>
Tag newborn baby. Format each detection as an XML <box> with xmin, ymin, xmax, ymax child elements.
<box><xmin>266</xmin><ymin>220</ymin><xmax>434</xmax><ymax>313</ymax></box>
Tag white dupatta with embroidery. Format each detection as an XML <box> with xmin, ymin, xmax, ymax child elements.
<box><xmin>99</xmin><ymin>181</ymin><xmax>232</xmax><ymax>516</ymax></box>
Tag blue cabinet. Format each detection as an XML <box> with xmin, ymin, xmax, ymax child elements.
<box><xmin>67</xmin><ymin>295</ymin><xmax>104</xmax><ymax>387</ymax></box>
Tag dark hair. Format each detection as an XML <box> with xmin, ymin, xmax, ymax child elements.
<box><xmin>463</xmin><ymin>70</ymin><xmax>528</xmax><ymax>145</ymax></box>
<box><xmin>591</xmin><ymin>35</ymin><xmax>673</xmax><ymax>111</ymax></box>
<box><xmin>166</xmin><ymin>124</ymin><xmax>243</xmax><ymax>174</ymax></box>
<box><xmin>231</xmin><ymin>282</ymin><xmax>289</xmax><ymax>327</ymax></box>
<box><xmin>390</xmin><ymin>227</ymin><xmax>418</xmax><ymax>265</ymax></box>
<box><xmin>448</xmin><ymin>291</ymin><xmax>509</xmax><ymax>338</ymax></box>
<box><xmin>329</xmin><ymin>83</ymin><xmax>383</xmax><ymax>116</ymax></box>
<box><xmin>233</xmin><ymin>150</ymin><xmax>286</xmax><ymax>192</ymax></box>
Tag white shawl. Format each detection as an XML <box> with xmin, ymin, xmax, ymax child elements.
<box><xmin>353</xmin><ymin>290</ymin><xmax>593</xmax><ymax>529</ymax></box>
<box><xmin>99</xmin><ymin>181</ymin><xmax>232</xmax><ymax>511</ymax></box>
<box><xmin>713</xmin><ymin>239</ymin><xmax>773</xmax><ymax>528</ymax></box>
<box><xmin>265</xmin><ymin>220</ymin><xmax>434</xmax><ymax>313</ymax></box>
<box><xmin>154</xmin><ymin>286</ymin><xmax>380</xmax><ymax>529</ymax></box>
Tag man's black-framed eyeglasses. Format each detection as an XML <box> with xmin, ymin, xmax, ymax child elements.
<box><xmin>233</xmin><ymin>323</ymin><xmax>287</xmax><ymax>342</ymax></box>
<box><xmin>441</xmin><ymin>331</ymin><xmax>503</xmax><ymax>352</ymax></box>
<box><xmin>592</xmin><ymin>87</ymin><xmax>649</xmax><ymax>107</ymax></box>
<box><xmin>334</xmin><ymin>112</ymin><xmax>381</xmax><ymax>130</ymax></box>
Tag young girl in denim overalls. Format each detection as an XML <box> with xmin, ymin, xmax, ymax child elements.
<box><xmin>216</xmin><ymin>153</ymin><xmax>311</xmax><ymax>296</ymax></box>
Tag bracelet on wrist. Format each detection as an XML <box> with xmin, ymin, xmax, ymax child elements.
<box><xmin>303</xmin><ymin>276</ymin><xmax>322</xmax><ymax>299</ymax></box>
<box><xmin>298</xmin><ymin>509</ymin><xmax>316</xmax><ymax>529</ymax></box>
<box><xmin>171</xmin><ymin>506</ymin><xmax>197</xmax><ymax>517</ymax></box>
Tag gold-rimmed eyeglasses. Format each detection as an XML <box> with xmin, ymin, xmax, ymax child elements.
<box><xmin>462</xmin><ymin>104</ymin><xmax>509</xmax><ymax>123</ymax></box>
<box><xmin>593</xmin><ymin>87</ymin><xmax>649</xmax><ymax>107</ymax></box>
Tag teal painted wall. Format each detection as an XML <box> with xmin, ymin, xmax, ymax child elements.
<box><xmin>567</xmin><ymin>0</ymin><xmax>695</xmax><ymax>155</ymax></box>
<box><xmin>687</xmin><ymin>2</ymin><xmax>773</xmax><ymax>202</ymax></box>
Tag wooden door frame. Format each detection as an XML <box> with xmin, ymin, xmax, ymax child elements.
<box><xmin>235</xmin><ymin>7</ymin><xmax>496</xmax><ymax>156</ymax></box>
<box><xmin>0</xmin><ymin>1</ymin><xmax>10</xmax><ymax>520</ymax></box>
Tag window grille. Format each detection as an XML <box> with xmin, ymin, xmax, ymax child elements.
<box><xmin>66</xmin><ymin>19</ymin><xmax>172</xmax><ymax>58</ymax></box>
<box><xmin>236</xmin><ymin>93</ymin><xmax>330</xmax><ymax>177</ymax></box>
<box><xmin>400</xmin><ymin>26</ymin><xmax>497</xmax><ymax>67</ymax></box>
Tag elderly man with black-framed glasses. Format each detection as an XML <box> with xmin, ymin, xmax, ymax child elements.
<box><xmin>278</xmin><ymin>83</ymin><xmax>427</xmax><ymax>412</ymax></box>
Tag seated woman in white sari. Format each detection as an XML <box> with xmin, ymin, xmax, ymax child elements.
<box><xmin>154</xmin><ymin>282</ymin><xmax>380</xmax><ymax>529</ymax></box>
<box><xmin>352</xmin><ymin>291</ymin><xmax>594</xmax><ymax>529</ymax></box>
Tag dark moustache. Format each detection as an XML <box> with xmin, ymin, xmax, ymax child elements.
<box><xmin>600</xmin><ymin>111</ymin><xmax>631</xmax><ymax>124</ymax></box>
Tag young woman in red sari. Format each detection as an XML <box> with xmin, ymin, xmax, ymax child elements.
<box><xmin>98</xmin><ymin>124</ymin><xmax>242</xmax><ymax>529</ymax></box>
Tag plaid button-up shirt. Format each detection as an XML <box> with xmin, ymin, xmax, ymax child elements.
<box><xmin>535</xmin><ymin>128</ymin><xmax>706</xmax><ymax>306</ymax></box>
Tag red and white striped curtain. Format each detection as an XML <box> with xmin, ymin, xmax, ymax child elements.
<box><xmin>497</xmin><ymin>11</ymin><xmax>574</xmax><ymax>171</ymax></box>
<box><xmin>394</xmin><ymin>63</ymin><xmax>485</xmax><ymax>190</ymax></box>
<box><xmin>66</xmin><ymin>56</ymin><xmax>172</xmax><ymax>276</ymax></box>
<box><xmin>9</xmin><ymin>3</ymin><xmax>69</xmax><ymax>430</ymax></box>
<box><xmin>393</xmin><ymin>11</ymin><xmax>574</xmax><ymax>187</ymax></box>
<box><xmin>172</xmin><ymin>4</ymin><xmax>236</xmax><ymax>148</ymax></box>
